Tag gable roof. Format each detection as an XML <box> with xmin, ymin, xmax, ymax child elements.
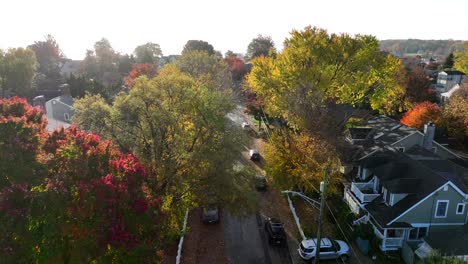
<box><xmin>363</xmin><ymin>146</ymin><xmax>467</xmax><ymax>227</ymax></box>
<box><xmin>350</xmin><ymin>115</ymin><xmax>462</xmax><ymax>160</ymax></box>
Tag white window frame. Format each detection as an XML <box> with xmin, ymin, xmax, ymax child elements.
<box><xmin>435</xmin><ymin>200</ymin><xmax>449</xmax><ymax>218</ymax></box>
<box><xmin>456</xmin><ymin>203</ymin><xmax>465</xmax><ymax>215</ymax></box>
<box><xmin>408</xmin><ymin>225</ymin><xmax>429</xmax><ymax>241</ymax></box>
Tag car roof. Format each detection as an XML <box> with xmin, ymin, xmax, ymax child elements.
<box><xmin>301</xmin><ymin>238</ymin><xmax>333</xmax><ymax>248</ymax></box>
<box><xmin>250</xmin><ymin>149</ymin><xmax>259</xmax><ymax>153</ymax></box>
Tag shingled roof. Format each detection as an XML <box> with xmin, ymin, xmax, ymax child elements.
<box><xmin>363</xmin><ymin>146</ymin><xmax>467</xmax><ymax>227</ymax></box>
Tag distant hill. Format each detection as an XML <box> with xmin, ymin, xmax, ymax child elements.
<box><xmin>380</xmin><ymin>39</ymin><xmax>464</xmax><ymax>58</ymax></box>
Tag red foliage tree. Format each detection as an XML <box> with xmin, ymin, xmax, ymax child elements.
<box><xmin>400</xmin><ymin>101</ymin><xmax>442</xmax><ymax>129</ymax></box>
<box><xmin>0</xmin><ymin>97</ymin><xmax>163</xmax><ymax>262</ymax></box>
<box><xmin>0</xmin><ymin>96</ymin><xmax>47</xmax><ymax>186</ymax></box>
<box><xmin>225</xmin><ymin>56</ymin><xmax>246</xmax><ymax>82</ymax></box>
<box><xmin>124</xmin><ymin>63</ymin><xmax>157</xmax><ymax>88</ymax></box>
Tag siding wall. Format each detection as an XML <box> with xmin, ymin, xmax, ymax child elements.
<box><xmin>395</xmin><ymin>184</ymin><xmax>466</xmax><ymax>225</ymax></box>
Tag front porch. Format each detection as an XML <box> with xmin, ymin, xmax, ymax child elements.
<box><xmin>368</xmin><ymin>216</ymin><xmax>407</xmax><ymax>251</ymax></box>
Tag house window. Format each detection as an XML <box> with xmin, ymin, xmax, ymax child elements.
<box><xmin>383</xmin><ymin>188</ymin><xmax>392</xmax><ymax>206</ymax></box>
<box><xmin>435</xmin><ymin>200</ymin><xmax>449</xmax><ymax>218</ymax></box>
<box><xmin>456</xmin><ymin>203</ymin><xmax>465</xmax><ymax>215</ymax></box>
<box><xmin>64</xmin><ymin>113</ymin><xmax>70</xmax><ymax>121</ymax></box>
<box><xmin>409</xmin><ymin>227</ymin><xmax>428</xmax><ymax>240</ymax></box>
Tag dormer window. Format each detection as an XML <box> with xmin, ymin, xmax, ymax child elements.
<box><xmin>383</xmin><ymin>188</ymin><xmax>392</xmax><ymax>206</ymax></box>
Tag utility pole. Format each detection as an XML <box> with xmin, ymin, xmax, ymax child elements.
<box><xmin>314</xmin><ymin>167</ymin><xmax>330</xmax><ymax>264</ymax></box>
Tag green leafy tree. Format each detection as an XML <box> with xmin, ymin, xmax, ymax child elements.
<box><xmin>118</xmin><ymin>54</ymin><xmax>135</xmax><ymax>75</ymax></box>
<box><xmin>27</xmin><ymin>34</ymin><xmax>64</xmax><ymax>89</ymax></box>
<box><xmin>246</xmin><ymin>35</ymin><xmax>275</xmax><ymax>60</ymax></box>
<box><xmin>1</xmin><ymin>48</ymin><xmax>38</xmax><ymax>97</ymax></box>
<box><xmin>181</xmin><ymin>40</ymin><xmax>215</xmax><ymax>55</ymax></box>
<box><xmin>175</xmin><ymin>50</ymin><xmax>233</xmax><ymax>92</ymax></box>
<box><xmin>417</xmin><ymin>251</ymin><xmax>466</xmax><ymax>264</ymax></box>
<box><xmin>442</xmin><ymin>52</ymin><xmax>454</xmax><ymax>69</ymax></box>
<box><xmin>134</xmin><ymin>42</ymin><xmax>162</xmax><ymax>65</ymax></box>
<box><xmin>80</xmin><ymin>38</ymin><xmax>120</xmax><ymax>88</ymax></box>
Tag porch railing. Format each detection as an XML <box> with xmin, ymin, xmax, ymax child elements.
<box><xmin>350</xmin><ymin>182</ymin><xmax>380</xmax><ymax>203</ymax></box>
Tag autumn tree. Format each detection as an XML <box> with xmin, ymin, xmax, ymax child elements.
<box><xmin>400</xmin><ymin>101</ymin><xmax>442</xmax><ymax>130</ymax></box>
<box><xmin>181</xmin><ymin>40</ymin><xmax>215</xmax><ymax>55</ymax></box>
<box><xmin>0</xmin><ymin>48</ymin><xmax>38</xmax><ymax>97</ymax></box>
<box><xmin>246</xmin><ymin>35</ymin><xmax>275</xmax><ymax>60</ymax></box>
<box><xmin>74</xmin><ymin>66</ymin><xmax>254</xmax><ymax>219</ymax></box>
<box><xmin>0</xmin><ymin>97</ymin><xmax>165</xmax><ymax>262</ymax></box>
<box><xmin>225</xmin><ymin>55</ymin><xmax>246</xmax><ymax>82</ymax></box>
<box><xmin>134</xmin><ymin>42</ymin><xmax>162</xmax><ymax>65</ymax></box>
<box><xmin>454</xmin><ymin>41</ymin><xmax>468</xmax><ymax>73</ymax></box>
<box><xmin>247</xmin><ymin>27</ymin><xmax>407</xmax><ymax>192</ymax></box>
<box><xmin>247</xmin><ymin>26</ymin><xmax>407</xmax><ymax>130</ymax></box>
<box><xmin>265</xmin><ymin>130</ymin><xmax>341</xmax><ymax>195</ymax></box>
<box><xmin>405</xmin><ymin>67</ymin><xmax>436</xmax><ymax>104</ymax></box>
<box><xmin>124</xmin><ymin>63</ymin><xmax>157</xmax><ymax>88</ymax></box>
<box><xmin>443</xmin><ymin>84</ymin><xmax>468</xmax><ymax>150</ymax></box>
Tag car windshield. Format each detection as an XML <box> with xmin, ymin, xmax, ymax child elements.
<box><xmin>300</xmin><ymin>243</ymin><xmax>315</xmax><ymax>253</ymax></box>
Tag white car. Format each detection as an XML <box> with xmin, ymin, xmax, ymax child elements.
<box><xmin>241</xmin><ymin>122</ymin><xmax>250</xmax><ymax>129</ymax></box>
<box><xmin>298</xmin><ymin>238</ymin><xmax>350</xmax><ymax>262</ymax></box>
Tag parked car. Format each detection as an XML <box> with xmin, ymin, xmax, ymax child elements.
<box><xmin>255</xmin><ymin>175</ymin><xmax>267</xmax><ymax>190</ymax></box>
<box><xmin>241</xmin><ymin>122</ymin><xmax>250</xmax><ymax>129</ymax></box>
<box><xmin>264</xmin><ymin>218</ymin><xmax>286</xmax><ymax>245</ymax></box>
<box><xmin>298</xmin><ymin>238</ymin><xmax>350</xmax><ymax>261</ymax></box>
<box><xmin>201</xmin><ymin>207</ymin><xmax>220</xmax><ymax>224</ymax></box>
<box><xmin>249</xmin><ymin>149</ymin><xmax>260</xmax><ymax>161</ymax></box>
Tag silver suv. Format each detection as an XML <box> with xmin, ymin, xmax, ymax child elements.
<box><xmin>298</xmin><ymin>238</ymin><xmax>350</xmax><ymax>261</ymax></box>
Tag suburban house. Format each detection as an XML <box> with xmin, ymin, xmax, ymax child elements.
<box><xmin>344</xmin><ymin>145</ymin><xmax>468</xmax><ymax>252</ymax></box>
<box><xmin>60</xmin><ymin>60</ymin><xmax>82</xmax><ymax>78</ymax></box>
<box><xmin>345</xmin><ymin>116</ymin><xmax>462</xmax><ymax>162</ymax></box>
<box><xmin>435</xmin><ymin>70</ymin><xmax>465</xmax><ymax>95</ymax></box>
<box><xmin>34</xmin><ymin>84</ymin><xmax>75</xmax><ymax>132</ymax></box>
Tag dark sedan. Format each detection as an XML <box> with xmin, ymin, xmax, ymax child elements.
<box><xmin>265</xmin><ymin>218</ymin><xmax>286</xmax><ymax>245</ymax></box>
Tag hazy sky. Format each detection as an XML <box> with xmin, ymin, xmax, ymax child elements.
<box><xmin>1</xmin><ymin>0</ymin><xmax>467</xmax><ymax>59</ymax></box>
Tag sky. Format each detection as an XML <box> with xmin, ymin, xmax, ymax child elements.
<box><xmin>1</xmin><ymin>0</ymin><xmax>467</xmax><ymax>60</ymax></box>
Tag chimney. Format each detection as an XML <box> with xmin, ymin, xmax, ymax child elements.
<box><xmin>59</xmin><ymin>83</ymin><xmax>71</xmax><ymax>97</ymax></box>
<box><xmin>422</xmin><ymin>122</ymin><xmax>435</xmax><ymax>151</ymax></box>
<box><xmin>33</xmin><ymin>95</ymin><xmax>46</xmax><ymax>113</ymax></box>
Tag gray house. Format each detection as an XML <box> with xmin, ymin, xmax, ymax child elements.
<box><xmin>436</xmin><ymin>70</ymin><xmax>465</xmax><ymax>94</ymax></box>
<box><xmin>344</xmin><ymin>145</ymin><xmax>468</xmax><ymax>252</ymax></box>
<box><xmin>34</xmin><ymin>84</ymin><xmax>75</xmax><ymax>132</ymax></box>
<box><xmin>345</xmin><ymin>116</ymin><xmax>462</xmax><ymax>161</ymax></box>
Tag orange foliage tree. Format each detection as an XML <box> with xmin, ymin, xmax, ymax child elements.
<box><xmin>124</xmin><ymin>63</ymin><xmax>157</xmax><ymax>88</ymax></box>
<box><xmin>400</xmin><ymin>101</ymin><xmax>442</xmax><ymax>129</ymax></box>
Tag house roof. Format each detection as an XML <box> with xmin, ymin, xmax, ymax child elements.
<box><xmin>60</xmin><ymin>60</ymin><xmax>82</xmax><ymax>75</ymax></box>
<box><xmin>363</xmin><ymin>146</ymin><xmax>467</xmax><ymax>227</ymax></box>
<box><xmin>351</xmin><ymin>115</ymin><xmax>419</xmax><ymax>158</ymax></box>
<box><xmin>440</xmin><ymin>70</ymin><xmax>465</xmax><ymax>76</ymax></box>
<box><xmin>424</xmin><ymin>225</ymin><xmax>468</xmax><ymax>257</ymax></box>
